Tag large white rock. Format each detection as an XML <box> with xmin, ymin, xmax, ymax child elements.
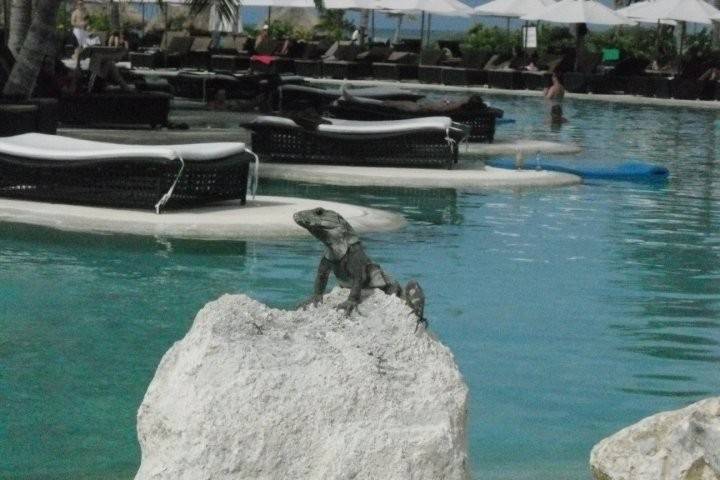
<box><xmin>135</xmin><ymin>289</ymin><xmax>469</xmax><ymax>480</ymax></box>
<box><xmin>590</xmin><ymin>397</ymin><xmax>720</xmax><ymax>480</ymax></box>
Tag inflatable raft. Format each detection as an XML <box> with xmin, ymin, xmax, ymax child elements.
<box><xmin>486</xmin><ymin>158</ymin><xmax>669</xmax><ymax>182</ymax></box>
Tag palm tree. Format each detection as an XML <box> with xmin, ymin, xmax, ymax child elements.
<box><xmin>3</xmin><ymin>0</ymin><xmax>63</xmax><ymax>97</ymax></box>
<box><xmin>7</xmin><ymin>0</ymin><xmax>32</xmax><ymax>55</ymax></box>
<box><xmin>185</xmin><ymin>0</ymin><xmax>326</xmax><ymax>23</ymax></box>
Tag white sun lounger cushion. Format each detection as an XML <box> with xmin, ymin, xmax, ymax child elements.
<box><xmin>252</xmin><ymin>116</ymin><xmax>456</xmax><ymax>135</ymax></box>
<box><xmin>0</xmin><ymin>133</ymin><xmax>249</xmax><ymax>162</ymax></box>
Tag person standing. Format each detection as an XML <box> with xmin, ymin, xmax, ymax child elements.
<box><xmin>71</xmin><ymin>0</ymin><xmax>90</xmax><ymax>59</ymax></box>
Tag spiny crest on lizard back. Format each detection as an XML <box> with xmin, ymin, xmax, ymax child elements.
<box><xmin>293</xmin><ymin>207</ymin><xmax>360</xmax><ymax>259</ymax></box>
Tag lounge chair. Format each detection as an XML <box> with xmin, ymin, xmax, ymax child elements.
<box><xmin>321</xmin><ymin>44</ymin><xmax>370</xmax><ymax>80</ymax></box>
<box><xmin>210</xmin><ymin>35</ymin><xmax>252</xmax><ymax>72</ymax></box>
<box><xmin>293</xmin><ymin>41</ymin><xmax>333</xmax><ymax>78</ymax></box>
<box><xmin>441</xmin><ymin>48</ymin><xmax>491</xmax><ymax>86</ymax></box>
<box><xmin>0</xmin><ymin>133</ymin><xmax>257</xmax><ymax>212</ymax></box>
<box><xmin>372</xmin><ymin>51</ymin><xmax>419</xmax><ymax>81</ymax></box>
<box><xmin>129</xmin><ymin>33</ymin><xmax>194</xmax><ymax>69</ymax></box>
<box><xmin>329</xmin><ymin>93</ymin><xmax>502</xmax><ymax>143</ymax></box>
<box><xmin>241</xmin><ymin>115</ymin><xmax>468</xmax><ymax>169</ymax></box>
<box><xmin>183</xmin><ymin>36</ymin><xmax>214</xmax><ymax>70</ymax></box>
<box><xmin>520</xmin><ymin>55</ymin><xmax>565</xmax><ymax>90</ymax></box>
<box><xmin>417</xmin><ymin>49</ymin><xmax>446</xmax><ymax>84</ymax></box>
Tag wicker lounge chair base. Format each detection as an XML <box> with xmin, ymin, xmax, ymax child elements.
<box><xmin>294</xmin><ymin>60</ymin><xmax>322</xmax><ymax>78</ymax></box>
<box><xmin>418</xmin><ymin>65</ymin><xmax>443</xmax><ymax>84</ymax></box>
<box><xmin>251</xmin><ymin>57</ymin><xmax>295</xmax><ymax>75</ymax></box>
<box><xmin>321</xmin><ymin>61</ymin><xmax>371</xmax><ymax>80</ymax></box>
<box><xmin>243</xmin><ymin>116</ymin><xmax>468</xmax><ymax>169</ymax></box>
<box><xmin>372</xmin><ymin>63</ymin><xmax>418</xmax><ymax>81</ymax></box>
<box><xmin>522</xmin><ymin>72</ymin><xmax>551</xmax><ymax>91</ymax></box>
<box><xmin>59</xmin><ymin>92</ymin><xmax>171</xmax><ymax>128</ymax></box>
<box><xmin>0</xmin><ymin>134</ymin><xmax>256</xmax><ymax>212</ymax></box>
<box><xmin>487</xmin><ymin>70</ymin><xmax>524</xmax><ymax>90</ymax></box>
<box><xmin>329</xmin><ymin>95</ymin><xmax>501</xmax><ymax>143</ymax></box>
<box><xmin>211</xmin><ymin>54</ymin><xmax>251</xmax><ymax>72</ymax></box>
<box><xmin>442</xmin><ymin>67</ymin><xmax>486</xmax><ymax>86</ymax></box>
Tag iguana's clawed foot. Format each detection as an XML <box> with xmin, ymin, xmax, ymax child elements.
<box><xmin>300</xmin><ymin>294</ymin><xmax>324</xmax><ymax>310</ymax></box>
<box><xmin>414</xmin><ymin>317</ymin><xmax>429</xmax><ymax>332</ymax></box>
<box><xmin>336</xmin><ymin>299</ymin><xmax>358</xmax><ymax>316</ymax></box>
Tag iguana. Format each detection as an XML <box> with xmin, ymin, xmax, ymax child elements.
<box><xmin>293</xmin><ymin>207</ymin><xmax>427</xmax><ymax>328</ymax></box>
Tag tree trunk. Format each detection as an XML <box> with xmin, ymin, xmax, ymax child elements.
<box><xmin>3</xmin><ymin>0</ymin><xmax>62</xmax><ymax>98</ymax></box>
<box><xmin>714</xmin><ymin>0</ymin><xmax>720</xmax><ymax>48</ymax></box>
<box><xmin>2</xmin><ymin>0</ymin><xmax>10</xmax><ymax>46</ymax></box>
<box><xmin>7</xmin><ymin>0</ymin><xmax>32</xmax><ymax>56</ymax></box>
<box><xmin>109</xmin><ymin>0</ymin><xmax>120</xmax><ymax>31</ymax></box>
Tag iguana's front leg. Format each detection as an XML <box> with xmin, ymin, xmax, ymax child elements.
<box><xmin>302</xmin><ymin>256</ymin><xmax>331</xmax><ymax>308</ymax></box>
<box><xmin>336</xmin><ymin>274</ymin><xmax>363</xmax><ymax>315</ymax></box>
<box><xmin>336</xmin><ymin>255</ymin><xmax>366</xmax><ymax>315</ymax></box>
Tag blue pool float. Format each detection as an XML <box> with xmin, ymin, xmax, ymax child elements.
<box><xmin>486</xmin><ymin>158</ymin><xmax>669</xmax><ymax>182</ymax></box>
<box><xmin>496</xmin><ymin>118</ymin><xmax>516</xmax><ymax>125</ymax></box>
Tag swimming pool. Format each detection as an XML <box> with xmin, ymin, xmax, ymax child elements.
<box><xmin>1</xmin><ymin>94</ymin><xmax>719</xmax><ymax>479</ymax></box>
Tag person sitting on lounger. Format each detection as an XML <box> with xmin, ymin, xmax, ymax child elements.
<box><xmin>699</xmin><ymin>67</ymin><xmax>720</xmax><ymax>82</ymax></box>
<box><xmin>107</xmin><ymin>30</ymin><xmax>129</xmax><ymax>49</ymax></box>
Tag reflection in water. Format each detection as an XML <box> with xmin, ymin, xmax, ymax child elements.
<box><xmin>601</xmin><ymin>104</ymin><xmax>720</xmax><ymax>400</ymax></box>
<box><xmin>259</xmin><ymin>179</ymin><xmax>464</xmax><ymax>226</ymax></box>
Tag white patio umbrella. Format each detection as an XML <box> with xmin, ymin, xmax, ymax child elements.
<box><xmin>617</xmin><ymin>0</ymin><xmax>720</xmax><ymax>62</ymax></box>
<box><xmin>522</xmin><ymin>0</ymin><xmax>635</xmax><ymax>71</ymax></box>
<box><xmin>474</xmin><ymin>0</ymin><xmax>552</xmax><ymax>19</ymax></box>
<box><xmin>324</xmin><ymin>0</ymin><xmax>471</xmax><ymax>45</ymax></box>
<box><xmin>617</xmin><ymin>0</ymin><xmax>720</xmax><ymax>25</ymax></box>
<box><xmin>521</xmin><ymin>0</ymin><xmax>636</xmax><ymax>25</ymax></box>
<box><xmin>615</xmin><ymin>1</ymin><xmax>676</xmax><ymax>25</ymax></box>
<box><xmin>240</xmin><ymin>0</ymin><xmax>315</xmax><ymax>7</ymax></box>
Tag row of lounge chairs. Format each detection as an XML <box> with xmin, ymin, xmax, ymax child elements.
<box><xmin>125</xmin><ymin>31</ymin><xmax>720</xmax><ymax>101</ymax></box>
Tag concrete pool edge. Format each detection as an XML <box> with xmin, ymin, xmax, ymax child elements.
<box><xmin>260</xmin><ymin>164</ymin><xmax>581</xmax><ymax>189</ymax></box>
<box><xmin>0</xmin><ymin>196</ymin><xmax>406</xmax><ymax>240</ymax></box>
<box><xmin>305</xmin><ymin>78</ymin><xmax>720</xmax><ymax>111</ymax></box>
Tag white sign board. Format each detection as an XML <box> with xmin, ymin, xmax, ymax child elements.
<box><xmin>523</xmin><ymin>26</ymin><xmax>537</xmax><ymax>49</ymax></box>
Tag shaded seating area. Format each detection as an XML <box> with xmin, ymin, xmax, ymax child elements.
<box><xmin>0</xmin><ymin>134</ymin><xmax>255</xmax><ymax>212</ymax></box>
<box><xmin>242</xmin><ymin>116</ymin><xmax>469</xmax><ymax>169</ymax></box>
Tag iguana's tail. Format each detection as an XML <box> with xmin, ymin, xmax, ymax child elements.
<box><xmin>403</xmin><ymin>280</ymin><xmax>427</xmax><ymax>330</ymax></box>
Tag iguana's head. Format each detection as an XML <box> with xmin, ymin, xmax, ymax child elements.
<box><xmin>293</xmin><ymin>207</ymin><xmax>360</xmax><ymax>255</ymax></box>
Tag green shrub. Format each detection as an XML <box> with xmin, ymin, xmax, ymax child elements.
<box><xmin>537</xmin><ymin>25</ymin><xmax>574</xmax><ymax>56</ymax></box>
<box><xmin>461</xmin><ymin>25</ymin><xmax>520</xmax><ymax>57</ymax></box>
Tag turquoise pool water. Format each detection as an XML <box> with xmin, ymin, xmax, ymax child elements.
<box><xmin>2</xmin><ymin>95</ymin><xmax>719</xmax><ymax>479</ymax></box>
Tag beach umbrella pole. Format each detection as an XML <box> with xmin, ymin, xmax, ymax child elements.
<box><xmin>371</xmin><ymin>10</ymin><xmax>375</xmax><ymax>43</ymax></box>
<box><xmin>420</xmin><ymin>11</ymin><xmax>425</xmax><ymax>47</ymax></box>
<box><xmin>426</xmin><ymin>13</ymin><xmax>432</xmax><ymax>45</ymax></box>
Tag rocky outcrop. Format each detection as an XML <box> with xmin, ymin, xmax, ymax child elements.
<box><xmin>590</xmin><ymin>397</ymin><xmax>720</xmax><ymax>480</ymax></box>
<box><xmin>135</xmin><ymin>289</ymin><xmax>469</xmax><ymax>480</ymax></box>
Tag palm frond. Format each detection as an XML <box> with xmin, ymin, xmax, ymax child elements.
<box><xmin>184</xmin><ymin>0</ymin><xmax>237</xmax><ymax>24</ymax></box>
